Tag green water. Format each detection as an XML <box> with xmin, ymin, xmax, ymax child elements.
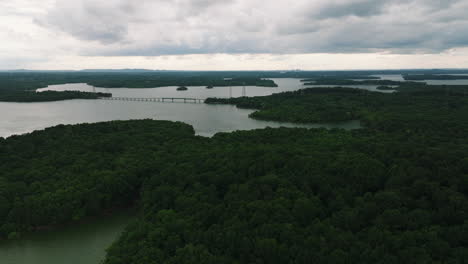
<box><xmin>0</xmin><ymin>211</ymin><xmax>134</xmax><ymax>264</ymax></box>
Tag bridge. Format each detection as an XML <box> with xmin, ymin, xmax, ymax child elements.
<box><xmin>100</xmin><ymin>97</ymin><xmax>205</xmax><ymax>104</ymax></box>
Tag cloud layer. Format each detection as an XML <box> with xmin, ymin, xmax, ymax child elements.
<box><xmin>1</xmin><ymin>0</ymin><xmax>468</xmax><ymax>70</ymax></box>
<box><xmin>33</xmin><ymin>0</ymin><xmax>468</xmax><ymax>56</ymax></box>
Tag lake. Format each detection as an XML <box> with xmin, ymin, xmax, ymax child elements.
<box><xmin>37</xmin><ymin>78</ymin><xmax>305</xmax><ymax>99</ymax></box>
<box><xmin>1</xmin><ymin>79</ymin><xmax>361</xmax><ymax>138</ymax></box>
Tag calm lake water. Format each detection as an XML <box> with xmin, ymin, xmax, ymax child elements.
<box><xmin>0</xmin><ymin>210</ymin><xmax>133</xmax><ymax>264</ymax></box>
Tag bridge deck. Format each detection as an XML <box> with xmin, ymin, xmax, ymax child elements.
<box><xmin>100</xmin><ymin>97</ymin><xmax>205</xmax><ymax>104</ymax></box>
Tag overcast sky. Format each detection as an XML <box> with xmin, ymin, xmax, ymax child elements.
<box><xmin>1</xmin><ymin>0</ymin><xmax>468</xmax><ymax>70</ymax></box>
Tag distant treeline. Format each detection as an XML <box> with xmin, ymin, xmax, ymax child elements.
<box><xmin>303</xmin><ymin>79</ymin><xmax>404</xmax><ymax>86</ymax></box>
<box><xmin>301</xmin><ymin>76</ymin><xmax>381</xmax><ymax>82</ymax></box>
<box><xmin>0</xmin><ymin>72</ymin><xmax>277</xmax><ymax>92</ymax></box>
<box><xmin>2</xmin><ymin>70</ymin><xmax>468</xmax><ymax>93</ymax></box>
<box><xmin>0</xmin><ymin>91</ymin><xmax>111</xmax><ymax>102</ymax></box>
<box><xmin>403</xmin><ymin>74</ymin><xmax>468</xmax><ymax>80</ymax></box>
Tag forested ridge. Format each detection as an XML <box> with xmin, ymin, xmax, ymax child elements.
<box><xmin>0</xmin><ymin>85</ymin><xmax>467</xmax><ymax>263</ymax></box>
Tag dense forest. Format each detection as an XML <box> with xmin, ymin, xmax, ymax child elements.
<box><xmin>1</xmin><ymin>80</ymin><xmax>467</xmax><ymax>263</ymax></box>
<box><xmin>0</xmin><ymin>91</ymin><xmax>111</xmax><ymax>102</ymax></box>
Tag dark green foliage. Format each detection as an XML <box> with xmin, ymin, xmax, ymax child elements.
<box><xmin>206</xmin><ymin>88</ymin><xmax>365</xmax><ymax>122</ymax></box>
<box><xmin>0</xmin><ymin>120</ymin><xmax>195</xmax><ymax>236</ymax></box>
<box><xmin>103</xmin><ymin>124</ymin><xmax>468</xmax><ymax>264</ymax></box>
<box><xmin>0</xmin><ymin>91</ymin><xmax>111</xmax><ymax>102</ymax></box>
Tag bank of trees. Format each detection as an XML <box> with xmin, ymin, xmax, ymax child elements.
<box><xmin>0</xmin><ymin>91</ymin><xmax>111</xmax><ymax>102</ymax></box>
<box><xmin>302</xmin><ymin>79</ymin><xmax>404</xmax><ymax>86</ymax></box>
<box><xmin>404</xmin><ymin>74</ymin><xmax>468</xmax><ymax>80</ymax></box>
<box><xmin>1</xmin><ymin>86</ymin><xmax>467</xmax><ymax>263</ymax></box>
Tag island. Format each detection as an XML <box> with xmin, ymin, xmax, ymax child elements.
<box><xmin>176</xmin><ymin>86</ymin><xmax>188</xmax><ymax>91</ymax></box>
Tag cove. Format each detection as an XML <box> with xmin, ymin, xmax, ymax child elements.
<box><xmin>0</xmin><ymin>210</ymin><xmax>134</xmax><ymax>264</ymax></box>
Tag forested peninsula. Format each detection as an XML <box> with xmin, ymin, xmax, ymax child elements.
<box><xmin>0</xmin><ymin>91</ymin><xmax>111</xmax><ymax>102</ymax></box>
<box><xmin>205</xmin><ymin>85</ymin><xmax>468</xmax><ymax>128</ymax></box>
<box><xmin>1</xmin><ymin>83</ymin><xmax>467</xmax><ymax>263</ymax></box>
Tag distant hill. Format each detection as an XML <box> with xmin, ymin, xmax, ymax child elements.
<box><xmin>80</xmin><ymin>69</ymin><xmax>162</xmax><ymax>73</ymax></box>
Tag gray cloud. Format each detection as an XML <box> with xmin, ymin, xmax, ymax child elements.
<box><xmin>312</xmin><ymin>0</ymin><xmax>388</xmax><ymax>18</ymax></box>
<box><xmin>34</xmin><ymin>2</ymin><xmax>130</xmax><ymax>44</ymax></box>
<box><xmin>33</xmin><ymin>0</ymin><xmax>468</xmax><ymax>55</ymax></box>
